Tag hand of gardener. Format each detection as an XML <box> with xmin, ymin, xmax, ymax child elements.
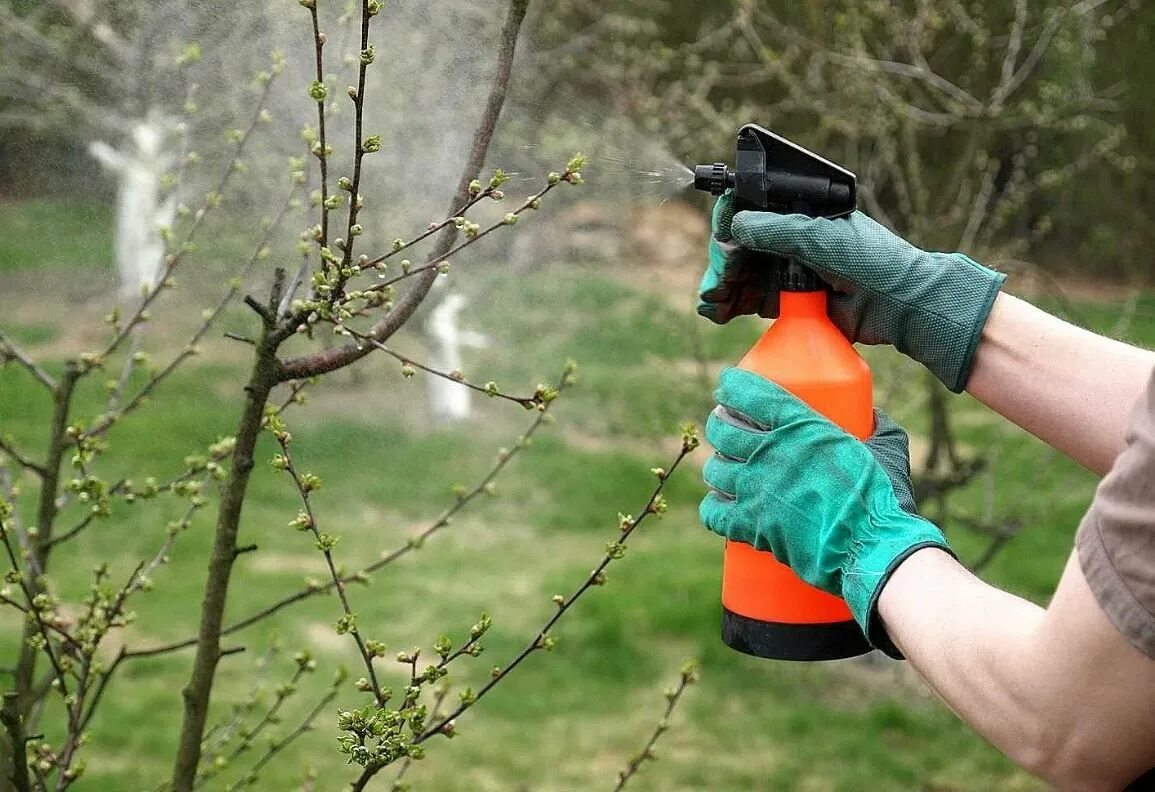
<box><xmin>699</xmin><ymin>368</ymin><xmax>953</xmax><ymax>657</ymax></box>
<box><xmin>697</xmin><ymin>192</ymin><xmax>1007</xmax><ymax>393</ymax></box>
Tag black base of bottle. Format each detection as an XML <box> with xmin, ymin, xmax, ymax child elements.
<box><xmin>722</xmin><ymin>606</ymin><xmax>872</xmax><ymax>661</ymax></box>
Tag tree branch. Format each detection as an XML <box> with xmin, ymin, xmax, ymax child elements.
<box><xmin>118</xmin><ymin>365</ymin><xmax>572</xmax><ymax>662</ymax></box>
<box><xmin>1</xmin><ymin>692</ymin><xmax>32</xmax><ymax>792</ymax></box>
<box><xmin>417</xmin><ymin>430</ymin><xmax>697</xmax><ymax>743</ymax></box>
<box><xmin>0</xmin><ymin>328</ymin><xmax>55</xmax><ymax>391</ymax></box>
<box><xmin>611</xmin><ymin>661</ymin><xmax>699</xmax><ymax>791</ymax></box>
<box><xmin>277</xmin><ymin>0</ymin><xmax>531</xmax><ymax>380</ymax></box>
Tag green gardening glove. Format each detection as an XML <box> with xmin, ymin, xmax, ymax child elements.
<box><xmin>699</xmin><ymin>367</ymin><xmax>954</xmax><ymax>658</ymax></box>
<box><xmin>696</xmin><ymin>193</ymin><xmax>1007</xmax><ymax>393</ymax></box>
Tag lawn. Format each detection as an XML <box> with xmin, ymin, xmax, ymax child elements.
<box><xmin>1</xmin><ymin>196</ymin><xmax>1150</xmax><ymax>791</ymax></box>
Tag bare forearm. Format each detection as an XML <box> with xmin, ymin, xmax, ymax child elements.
<box><xmin>878</xmin><ymin>549</ymin><xmax>1050</xmax><ymax>770</ymax></box>
<box><xmin>880</xmin><ymin>548</ymin><xmax>1155</xmax><ymax>790</ymax></box>
<box><xmin>967</xmin><ymin>293</ymin><xmax>1155</xmax><ymax>475</ymax></box>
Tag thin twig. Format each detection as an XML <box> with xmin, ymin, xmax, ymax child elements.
<box><xmin>224</xmin><ymin>682</ymin><xmax>339</xmax><ymax>792</ymax></box>
<box><xmin>349</xmin><ymin>427</ymin><xmax>700</xmax><ymax>788</ymax></box>
<box><xmin>0</xmin><ymin>437</ymin><xmax>47</xmax><ymax>478</ymax></box>
<box><xmin>0</xmin><ymin>328</ymin><xmax>55</xmax><ymax>391</ymax></box>
<box><xmin>611</xmin><ymin>662</ymin><xmax>699</xmax><ymax>791</ymax></box>
<box><xmin>420</xmin><ymin>434</ymin><xmax>696</xmax><ymax>742</ymax></box>
<box><xmin>272</xmin><ymin>426</ymin><xmax>387</xmax><ymax>707</ymax></box>
<box><xmin>277</xmin><ymin>0</ymin><xmax>532</xmax><ymax>380</ymax></box>
<box><xmin>343</xmin><ymin>329</ymin><xmax>552</xmax><ymax>409</ymax></box>
<box><xmin>306</xmin><ymin>2</ymin><xmax>330</xmax><ymax>254</ymax></box>
<box><xmin>118</xmin><ymin>366</ymin><xmax>571</xmax><ymax>662</ymax></box>
<box><xmin>361</xmin><ymin>178</ymin><xmax>566</xmax><ymax>296</ymax></box>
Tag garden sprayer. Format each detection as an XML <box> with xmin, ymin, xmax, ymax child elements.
<box><xmin>693</xmin><ymin>125</ymin><xmax>874</xmax><ymax>661</ymax></box>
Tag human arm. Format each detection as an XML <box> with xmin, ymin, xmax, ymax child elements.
<box><xmin>880</xmin><ymin>548</ymin><xmax>1155</xmax><ymax>791</ymax></box>
<box><xmin>967</xmin><ymin>293</ymin><xmax>1155</xmax><ymax>475</ymax></box>
<box><xmin>700</xmin><ymin>368</ymin><xmax>1155</xmax><ymax>789</ymax></box>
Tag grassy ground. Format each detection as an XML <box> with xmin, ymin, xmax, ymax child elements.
<box><xmin>1</xmin><ymin>197</ymin><xmax>1151</xmax><ymax>791</ymax></box>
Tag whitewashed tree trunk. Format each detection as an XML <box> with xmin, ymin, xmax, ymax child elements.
<box><xmin>424</xmin><ymin>284</ymin><xmax>489</xmax><ymax>424</ymax></box>
<box><xmin>89</xmin><ymin>115</ymin><xmax>176</xmax><ymax>304</ymax></box>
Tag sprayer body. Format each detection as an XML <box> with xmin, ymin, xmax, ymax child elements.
<box><xmin>694</xmin><ymin>123</ymin><xmax>872</xmax><ymax>661</ymax></box>
<box><xmin>721</xmin><ymin>290</ymin><xmax>874</xmax><ymax>660</ymax></box>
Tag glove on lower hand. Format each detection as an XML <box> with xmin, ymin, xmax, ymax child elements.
<box><xmin>699</xmin><ymin>367</ymin><xmax>953</xmax><ymax>657</ymax></box>
<box><xmin>696</xmin><ymin>192</ymin><xmax>1007</xmax><ymax>393</ymax></box>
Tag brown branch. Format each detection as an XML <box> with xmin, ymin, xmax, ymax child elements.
<box><xmin>80</xmin><ymin>178</ymin><xmax>300</xmax><ymax>442</ymax></box>
<box><xmin>415</xmin><ymin>430</ymin><xmax>697</xmax><ymax>744</ymax></box>
<box><xmin>272</xmin><ymin>426</ymin><xmax>387</xmax><ymax>707</ymax></box>
<box><xmin>611</xmin><ymin>662</ymin><xmax>699</xmax><ymax>791</ymax></box>
<box><xmin>0</xmin><ymin>437</ymin><xmax>47</xmax><ymax>478</ymax></box>
<box><xmin>1</xmin><ymin>691</ymin><xmax>32</xmax><ymax>792</ymax></box>
<box><xmin>278</xmin><ymin>0</ymin><xmax>531</xmax><ymax>380</ymax></box>
<box><xmin>169</xmin><ymin>329</ymin><xmax>283</xmax><ymax>792</ymax></box>
<box><xmin>118</xmin><ymin>366</ymin><xmax>571</xmax><ymax>662</ymax></box>
<box><xmin>0</xmin><ymin>329</ymin><xmax>55</xmax><ymax>392</ymax></box>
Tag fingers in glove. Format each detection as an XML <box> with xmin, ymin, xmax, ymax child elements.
<box><xmin>864</xmin><ymin>409</ymin><xmax>912</xmax><ymax>468</ymax></box>
<box><xmin>864</xmin><ymin>409</ymin><xmax>918</xmax><ymax>516</ymax></box>
<box><xmin>705</xmin><ymin>405</ymin><xmax>767</xmax><ymax>462</ymax></box>
<box><xmin>711</xmin><ymin>191</ymin><xmax>737</xmax><ymax>242</ymax></box>
<box><xmin>702</xmin><ymin>452</ymin><xmax>740</xmax><ymax>500</ymax></box>
<box><xmin>698</xmin><ymin>490</ymin><xmax>735</xmax><ymax>537</ymax></box>
<box><xmin>730</xmin><ymin>211</ymin><xmax>823</xmax><ymax>259</ymax></box>
<box><xmin>714</xmin><ymin>368</ymin><xmax>818</xmax><ymax>429</ymax></box>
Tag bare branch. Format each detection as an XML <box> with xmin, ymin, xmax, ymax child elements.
<box><xmin>0</xmin><ymin>438</ymin><xmax>47</xmax><ymax>479</ymax></box>
<box><xmin>0</xmin><ymin>329</ymin><xmax>55</xmax><ymax>391</ymax></box>
<box><xmin>611</xmin><ymin>662</ymin><xmax>699</xmax><ymax>791</ymax></box>
<box><xmin>80</xmin><ymin>178</ymin><xmax>300</xmax><ymax>441</ymax></box>
<box><xmin>45</xmin><ymin>0</ymin><xmax>133</xmax><ymax>64</ymax></box>
<box><xmin>277</xmin><ymin>0</ymin><xmax>532</xmax><ymax>380</ymax></box>
<box><xmin>416</xmin><ymin>432</ymin><xmax>697</xmax><ymax>744</ymax></box>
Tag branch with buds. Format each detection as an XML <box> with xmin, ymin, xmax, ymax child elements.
<box><xmin>612</xmin><ymin>661</ymin><xmax>700</xmax><ymax>791</ymax></box>
<box><xmin>346</xmin><ymin>425</ymin><xmax>701</xmax><ymax>789</ymax></box>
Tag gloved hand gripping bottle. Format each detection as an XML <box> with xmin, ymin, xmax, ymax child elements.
<box><xmin>694</xmin><ymin>125</ymin><xmax>874</xmax><ymax>661</ymax></box>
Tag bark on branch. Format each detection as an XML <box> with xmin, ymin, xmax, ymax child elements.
<box><xmin>278</xmin><ymin>0</ymin><xmax>531</xmax><ymax>381</ymax></box>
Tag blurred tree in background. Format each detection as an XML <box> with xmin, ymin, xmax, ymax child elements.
<box><xmin>533</xmin><ymin>0</ymin><xmax>1152</xmax><ymax>280</ymax></box>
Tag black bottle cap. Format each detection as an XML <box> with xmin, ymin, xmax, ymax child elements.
<box><xmin>779</xmin><ymin>260</ymin><xmax>821</xmax><ymax>292</ymax></box>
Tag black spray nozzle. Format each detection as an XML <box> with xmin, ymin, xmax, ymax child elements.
<box><xmin>692</xmin><ymin>124</ymin><xmax>857</xmax><ymax>292</ymax></box>
<box><xmin>692</xmin><ymin>124</ymin><xmax>856</xmax><ymax>220</ymax></box>
<box><xmin>694</xmin><ymin>163</ymin><xmax>735</xmax><ymax>196</ymax></box>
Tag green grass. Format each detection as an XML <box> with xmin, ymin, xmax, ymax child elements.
<box><xmin>2</xmin><ymin>198</ymin><xmax>1152</xmax><ymax>791</ymax></box>
<box><xmin>0</xmin><ymin>198</ymin><xmax>113</xmax><ymax>272</ymax></box>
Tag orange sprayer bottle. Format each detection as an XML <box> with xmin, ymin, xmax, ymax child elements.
<box><xmin>693</xmin><ymin>125</ymin><xmax>874</xmax><ymax>660</ymax></box>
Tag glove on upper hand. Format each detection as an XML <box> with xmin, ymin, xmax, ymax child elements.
<box><xmin>699</xmin><ymin>367</ymin><xmax>953</xmax><ymax>657</ymax></box>
<box><xmin>696</xmin><ymin>193</ymin><xmax>1007</xmax><ymax>393</ymax></box>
